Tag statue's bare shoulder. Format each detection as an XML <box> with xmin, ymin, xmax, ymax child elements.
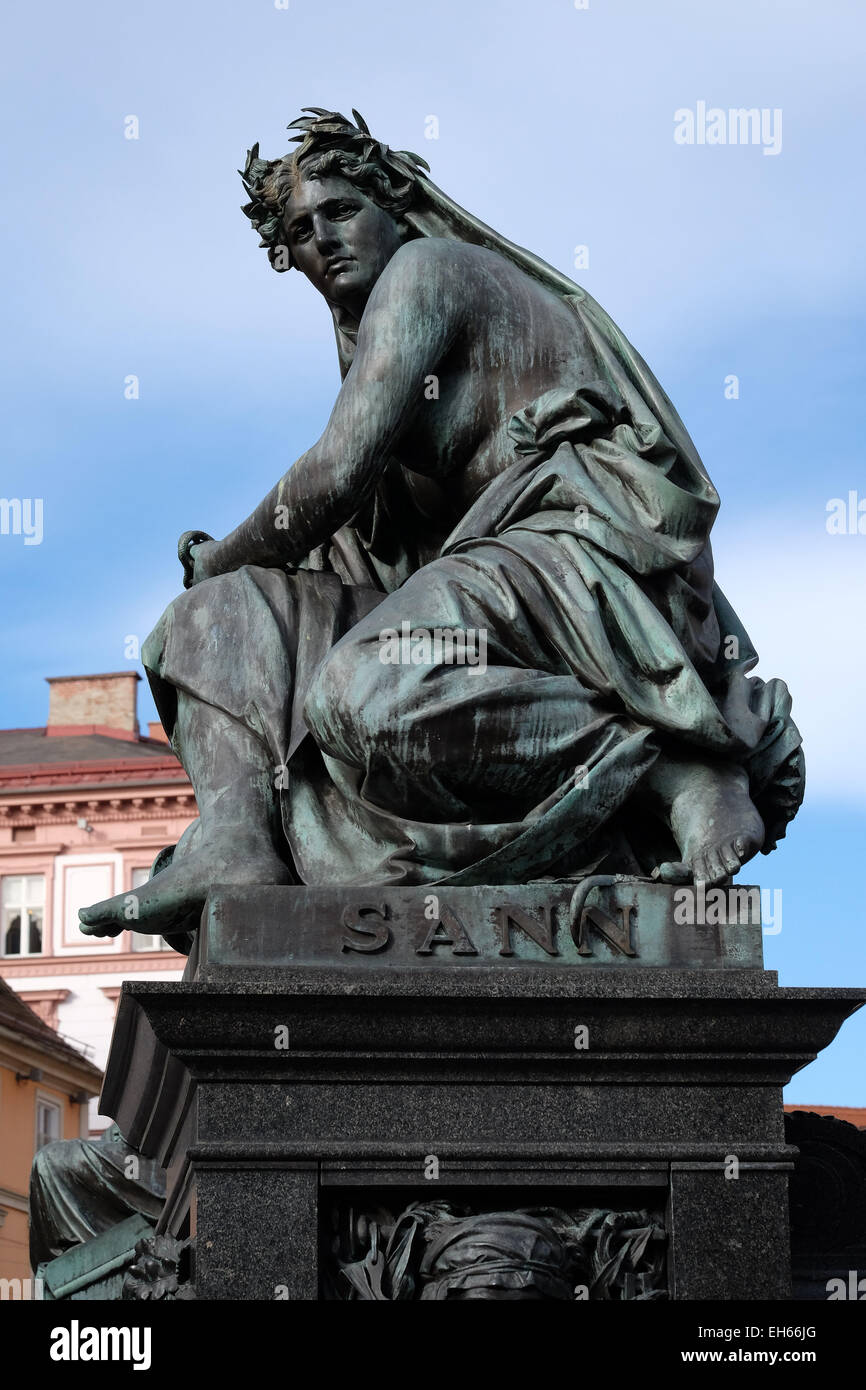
<box><xmin>366</xmin><ymin>236</ymin><xmax>520</xmax><ymax>323</ymax></box>
<box><xmin>363</xmin><ymin>235</ymin><xmax>577</xmax><ymax>372</ymax></box>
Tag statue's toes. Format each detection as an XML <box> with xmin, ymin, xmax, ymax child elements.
<box><xmin>691</xmin><ymin>851</ymin><xmax>714</xmax><ymax>886</ymax></box>
<box><xmin>78</xmin><ymin>900</ymin><xmax>126</xmax><ymax>937</ymax></box>
<box><xmin>703</xmin><ymin>847</ymin><xmax>731</xmax><ymax>886</ymax></box>
<box><xmin>653</xmin><ymin>860</ymin><xmax>692</xmax><ymax>884</ymax></box>
<box><xmin>79</xmin><ymin>920</ymin><xmax>124</xmax><ymax>938</ymax></box>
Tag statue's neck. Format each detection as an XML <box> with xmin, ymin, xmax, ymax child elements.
<box><xmin>333</xmin><ymin>306</ymin><xmax>360</xmax><ymax>343</ymax></box>
<box><xmin>332</xmin><ymin>306</ymin><xmax>360</xmax><ymax>378</ymax></box>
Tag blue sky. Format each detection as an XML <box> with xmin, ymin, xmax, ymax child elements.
<box><xmin>1</xmin><ymin>0</ymin><xmax>863</xmax><ymax>1099</ymax></box>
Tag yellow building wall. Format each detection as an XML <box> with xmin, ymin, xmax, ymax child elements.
<box><xmin>0</xmin><ymin>1061</ymin><xmax>80</xmax><ymax>1285</ymax></box>
<box><xmin>0</xmin><ymin>1208</ymin><xmax>29</xmax><ymax>1286</ymax></box>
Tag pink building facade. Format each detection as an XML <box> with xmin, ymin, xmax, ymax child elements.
<box><xmin>0</xmin><ymin>673</ymin><xmax>195</xmax><ymax>1131</ymax></box>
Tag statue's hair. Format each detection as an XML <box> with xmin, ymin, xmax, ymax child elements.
<box><xmin>240</xmin><ymin>108</ymin><xmax>430</xmax><ymax>272</ymax></box>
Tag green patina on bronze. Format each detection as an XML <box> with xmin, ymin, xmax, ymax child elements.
<box><xmin>78</xmin><ymin>108</ymin><xmax>804</xmax><ymax>941</ymax></box>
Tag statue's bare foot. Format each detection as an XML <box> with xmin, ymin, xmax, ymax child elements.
<box><xmin>78</xmin><ymin>832</ymin><xmax>292</xmax><ymax>938</ymax></box>
<box><xmin>653</xmin><ymin>764</ymin><xmax>765</xmax><ymax>888</ymax></box>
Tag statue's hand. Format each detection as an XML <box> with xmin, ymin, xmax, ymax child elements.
<box><xmin>178</xmin><ymin>530</ymin><xmax>217</xmax><ymax>589</ymax></box>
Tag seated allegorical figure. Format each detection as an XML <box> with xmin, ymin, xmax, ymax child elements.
<box><xmin>79</xmin><ymin>107</ymin><xmax>804</xmax><ymax>941</ymax></box>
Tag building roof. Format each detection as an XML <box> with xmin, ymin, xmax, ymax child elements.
<box><xmin>0</xmin><ymin>729</ymin><xmax>175</xmax><ymax>767</ymax></box>
<box><xmin>0</xmin><ymin>728</ymin><xmax>186</xmax><ymax>795</ymax></box>
<box><xmin>0</xmin><ymin>975</ymin><xmax>104</xmax><ymax>1084</ymax></box>
<box><xmin>784</xmin><ymin>1104</ymin><xmax>866</xmax><ymax>1130</ymax></box>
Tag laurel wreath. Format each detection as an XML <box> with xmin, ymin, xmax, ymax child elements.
<box><xmin>239</xmin><ymin>107</ymin><xmax>430</xmax><ymax>271</ymax></box>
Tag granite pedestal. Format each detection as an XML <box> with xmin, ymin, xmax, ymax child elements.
<box><xmin>100</xmin><ymin>881</ymin><xmax>865</xmax><ymax>1300</ymax></box>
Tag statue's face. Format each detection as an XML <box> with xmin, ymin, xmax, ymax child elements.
<box><xmin>283</xmin><ymin>173</ymin><xmax>405</xmax><ymax>317</ymax></box>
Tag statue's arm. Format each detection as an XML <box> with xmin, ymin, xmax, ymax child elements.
<box><xmin>197</xmin><ymin>243</ymin><xmax>463</xmax><ymax>578</ymax></box>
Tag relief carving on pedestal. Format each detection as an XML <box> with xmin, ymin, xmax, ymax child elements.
<box><xmin>325</xmin><ymin>1202</ymin><xmax>666</xmax><ymax>1301</ymax></box>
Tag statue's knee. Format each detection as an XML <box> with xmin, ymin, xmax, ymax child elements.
<box><xmin>33</xmin><ymin>1139</ymin><xmax>70</xmax><ymax>1169</ymax></box>
<box><xmin>304</xmin><ymin>644</ymin><xmax>354</xmax><ymax>750</ymax></box>
<box><xmin>31</xmin><ymin>1138</ymin><xmax>83</xmax><ymax>1188</ymax></box>
<box><xmin>142</xmin><ymin>572</ymin><xmax>242</xmax><ymax>673</ymax></box>
<box><xmin>304</xmin><ymin>641</ymin><xmax>381</xmax><ymax>761</ymax></box>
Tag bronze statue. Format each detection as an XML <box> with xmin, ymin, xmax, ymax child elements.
<box><xmin>29</xmin><ymin>1125</ymin><xmax>164</xmax><ymax>1268</ymax></box>
<box><xmin>79</xmin><ymin>108</ymin><xmax>804</xmax><ymax>941</ymax></box>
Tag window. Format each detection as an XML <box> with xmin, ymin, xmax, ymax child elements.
<box><xmin>1</xmin><ymin>875</ymin><xmax>45</xmax><ymax>956</ymax></box>
<box><xmin>35</xmin><ymin>1096</ymin><xmax>62</xmax><ymax>1151</ymax></box>
<box><xmin>128</xmin><ymin>867</ymin><xmax>167</xmax><ymax>951</ymax></box>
